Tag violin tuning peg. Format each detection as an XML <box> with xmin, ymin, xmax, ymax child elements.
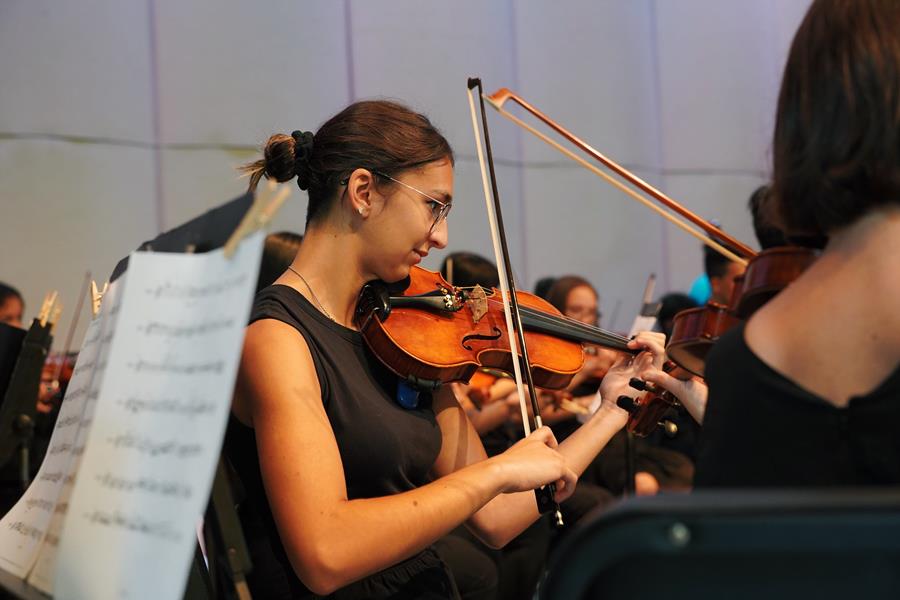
<box><xmin>617</xmin><ymin>395</ymin><xmax>638</xmax><ymax>414</ymax></box>
<box><xmin>660</xmin><ymin>419</ymin><xmax>678</xmax><ymax>437</ymax></box>
<box><xmin>629</xmin><ymin>377</ymin><xmax>648</xmax><ymax>392</ymax></box>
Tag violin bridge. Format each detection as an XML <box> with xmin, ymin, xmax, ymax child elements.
<box><xmin>467</xmin><ymin>285</ymin><xmax>488</xmax><ymax>323</ymax></box>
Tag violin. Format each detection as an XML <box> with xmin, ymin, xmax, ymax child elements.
<box><xmin>730</xmin><ymin>246</ymin><xmax>819</xmax><ymax>318</ymax></box>
<box><xmin>667</xmin><ymin>246</ymin><xmax>818</xmax><ymax>377</ymax></box>
<box><xmin>38</xmin><ymin>351</ymin><xmax>77</xmax><ymax>412</ymax></box>
<box><xmin>617</xmin><ymin>361</ymin><xmax>690</xmax><ymax>436</ymax></box>
<box><xmin>354</xmin><ymin>266</ymin><xmax>637</xmax><ymax>392</ymax></box>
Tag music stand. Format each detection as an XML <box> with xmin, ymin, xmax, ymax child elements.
<box><xmin>0</xmin><ymin>323</ymin><xmax>27</xmax><ymax>401</ymax></box>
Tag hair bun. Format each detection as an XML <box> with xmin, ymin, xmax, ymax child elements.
<box><xmin>291</xmin><ymin>130</ymin><xmax>315</xmax><ymax>190</ymax></box>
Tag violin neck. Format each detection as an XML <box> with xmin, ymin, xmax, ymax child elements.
<box><xmin>519</xmin><ymin>309</ymin><xmax>634</xmax><ymax>353</ymax></box>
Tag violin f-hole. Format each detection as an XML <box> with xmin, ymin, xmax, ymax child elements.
<box><xmin>461</xmin><ymin>327</ymin><xmax>503</xmax><ymax>351</ymax></box>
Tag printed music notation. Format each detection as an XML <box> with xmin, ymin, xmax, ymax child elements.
<box><xmin>143</xmin><ymin>274</ymin><xmax>249</xmax><ymax>300</ymax></box>
<box><xmin>5</xmin><ymin>523</ymin><xmax>42</xmax><ymax>543</ymax></box>
<box><xmin>53</xmin><ymin>414</ymin><xmax>81</xmax><ymax>430</ymax></box>
<box><xmin>51</xmin><ymin>230</ymin><xmax>263</xmax><ymax>600</ymax></box>
<box><xmin>126</xmin><ymin>356</ymin><xmax>225</xmax><ymax>375</ymax></box>
<box><xmin>105</xmin><ymin>432</ymin><xmax>204</xmax><ymax>459</ymax></box>
<box><xmin>25</xmin><ymin>278</ymin><xmax>126</xmax><ymax>594</ymax></box>
<box><xmin>81</xmin><ymin>510</ymin><xmax>181</xmax><ymax>542</ymax></box>
<box><xmin>22</xmin><ymin>500</ymin><xmax>54</xmax><ymax>513</ymax></box>
<box><xmin>116</xmin><ymin>394</ymin><xmax>216</xmax><ymax>418</ymax></box>
<box><xmin>137</xmin><ymin>317</ymin><xmax>236</xmax><ymax>338</ymax></box>
<box><xmin>0</xmin><ymin>284</ymin><xmax>119</xmax><ymax>582</ymax></box>
<box><xmin>37</xmin><ymin>472</ymin><xmax>63</xmax><ymax>484</ymax></box>
<box><xmin>94</xmin><ymin>472</ymin><xmax>193</xmax><ymax>499</ymax></box>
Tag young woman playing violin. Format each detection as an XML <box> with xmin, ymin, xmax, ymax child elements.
<box><xmin>640</xmin><ymin>0</ymin><xmax>900</xmax><ymax>488</ymax></box>
<box><xmin>226</xmin><ymin>100</ymin><xmax>664</xmax><ymax>599</ymax></box>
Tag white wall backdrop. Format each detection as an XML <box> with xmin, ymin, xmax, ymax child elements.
<box><xmin>0</xmin><ymin>0</ymin><xmax>811</xmax><ymax>346</ymax></box>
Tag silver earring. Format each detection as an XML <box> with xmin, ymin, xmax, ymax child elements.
<box><xmin>358</xmin><ymin>207</ymin><xmax>365</xmax><ymax>216</ymax></box>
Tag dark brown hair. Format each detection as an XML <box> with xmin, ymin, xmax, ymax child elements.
<box><xmin>439</xmin><ymin>252</ymin><xmax>499</xmax><ymax>288</ymax></box>
<box><xmin>772</xmin><ymin>0</ymin><xmax>900</xmax><ymax>237</ymax></box>
<box><xmin>0</xmin><ymin>283</ymin><xmax>23</xmax><ymax>309</ymax></box>
<box><xmin>747</xmin><ymin>185</ymin><xmax>787</xmax><ymax>250</ymax></box>
<box><xmin>256</xmin><ymin>231</ymin><xmax>303</xmax><ymax>293</ymax></box>
<box><xmin>241</xmin><ymin>100</ymin><xmax>454</xmax><ymax>226</ymax></box>
<box><xmin>544</xmin><ymin>275</ymin><xmax>597</xmax><ymax>314</ymax></box>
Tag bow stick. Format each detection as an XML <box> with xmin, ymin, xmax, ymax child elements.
<box><xmin>483</xmin><ymin>88</ymin><xmax>757</xmax><ymax>265</ymax></box>
<box><xmin>467</xmin><ymin>78</ymin><xmax>564</xmax><ymax>525</ymax></box>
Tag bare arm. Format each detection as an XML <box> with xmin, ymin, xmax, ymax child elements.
<box><xmin>233</xmin><ymin>320</ymin><xmax>572</xmax><ymax>594</ymax></box>
<box><xmin>641</xmin><ymin>371</ymin><xmax>708</xmax><ymax>424</ymax></box>
<box><xmin>435</xmin><ymin>333</ymin><xmax>666</xmax><ymax>547</ymax></box>
<box><xmin>451</xmin><ymin>382</ymin><xmax>517</xmax><ymax>435</ymax></box>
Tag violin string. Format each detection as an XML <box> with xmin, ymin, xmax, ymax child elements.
<box><xmin>485</xmin><ymin>297</ymin><xmax>624</xmax><ymax>342</ymax></box>
<box><xmin>467</xmin><ymin>287</ymin><xmax>631</xmax><ymax>344</ymax></box>
<box><xmin>466</xmin><ymin>287</ymin><xmax>625</xmax><ymax>339</ymax></box>
<box><xmin>498</xmin><ymin>299</ymin><xmax>629</xmax><ymax>342</ymax></box>
<box><xmin>523</xmin><ymin>311</ymin><xmax>632</xmax><ymax>348</ymax></box>
<box><xmin>480</xmin><ymin>297</ymin><xmax>632</xmax><ymax>348</ymax></box>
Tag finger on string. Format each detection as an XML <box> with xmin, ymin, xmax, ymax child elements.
<box><xmin>629</xmin><ymin>335</ymin><xmax>666</xmax><ymax>356</ymax></box>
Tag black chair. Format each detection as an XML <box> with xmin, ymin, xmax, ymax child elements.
<box><xmin>540</xmin><ymin>489</ymin><xmax>900</xmax><ymax>599</ymax></box>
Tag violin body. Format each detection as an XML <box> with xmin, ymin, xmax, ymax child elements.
<box><xmin>39</xmin><ymin>350</ymin><xmax>77</xmax><ymax>410</ymax></box>
<box><xmin>666</xmin><ymin>246</ymin><xmax>818</xmax><ymax>377</ymax></box>
<box><xmin>731</xmin><ymin>246</ymin><xmax>818</xmax><ymax>318</ymax></box>
<box><xmin>355</xmin><ymin>266</ymin><xmax>585</xmax><ymax>391</ymax></box>
<box><xmin>666</xmin><ymin>302</ymin><xmax>739</xmax><ymax>378</ymax></box>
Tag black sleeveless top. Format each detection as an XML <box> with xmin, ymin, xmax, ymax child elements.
<box><xmin>224</xmin><ymin>285</ymin><xmax>457</xmax><ymax>599</ymax></box>
<box><xmin>695</xmin><ymin>323</ymin><xmax>900</xmax><ymax>488</ymax></box>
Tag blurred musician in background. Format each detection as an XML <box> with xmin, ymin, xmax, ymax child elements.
<box><xmin>0</xmin><ymin>283</ymin><xmax>24</xmax><ymax>329</ymax></box>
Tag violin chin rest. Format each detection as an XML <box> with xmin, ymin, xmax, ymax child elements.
<box><xmin>356</xmin><ymin>280</ymin><xmax>392</xmax><ymax>322</ymax></box>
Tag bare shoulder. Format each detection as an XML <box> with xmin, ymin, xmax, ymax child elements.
<box><xmin>745</xmin><ymin>254</ymin><xmax>900</xmax><ymax>404</ymax></box>
<box><xmin>232</xmin><ymin>318</ymin><xmax>323</xmax><ymax>427</ymax></box>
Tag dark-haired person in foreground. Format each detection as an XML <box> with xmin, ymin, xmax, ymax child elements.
<box><xmin>226</xmin><ymin>100</ymin><xmax>664</xmax><ymax>598</ymax></box>
<box><xmin>642</xmin><ymin>0</ymin><xmax>900</xmax><ymax>488</ymax></box>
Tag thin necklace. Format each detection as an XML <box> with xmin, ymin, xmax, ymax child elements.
<box><xmin>287</xmin><ymin>266</ymin><xmax>338</xmax><ymax>323</ymax></box>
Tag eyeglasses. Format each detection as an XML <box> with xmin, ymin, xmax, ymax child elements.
<box><xmin>566</xmin><ymin>307</ymin><xmax>602</xmax><ymax>325</ymax></box>
<box><xmin>341</xmin><ymin>169</ymin><xmax>451</xmax><ymax>233</ymax></box>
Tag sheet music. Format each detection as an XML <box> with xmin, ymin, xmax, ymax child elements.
<box><xmin>54</xmin><ymin>231</ymin><xmax>263</xmax><ymax>600</ymax></box>
<box><xmin>0</xmin><ymin>278</ymin><xmax>123</xmax><ymax>580</ymax></box>
<box><xmin>27</xmin><ymin>278</ymin><xmax>126</xmax><ymax>593</ymax></box>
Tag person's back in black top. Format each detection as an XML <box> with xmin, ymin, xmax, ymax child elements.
<box><xmin>695</xmin><ymin>323</ymin><xmax>900</xmax><ymax>488</ymax></box>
